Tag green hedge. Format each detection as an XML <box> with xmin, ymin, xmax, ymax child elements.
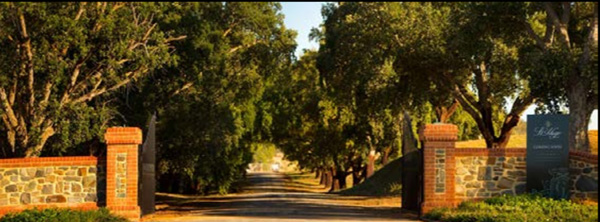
<box><xmin>424</xmin><ymin>194</ymin><xmax>598</xmax><ymax>222</ymax></box>
<box><xmin>0</xmin><ymin>208</ymin><xmax>127</xmax><ymax>222</ymax></box>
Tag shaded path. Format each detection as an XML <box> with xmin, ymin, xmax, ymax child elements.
<box><xmin>147</xmin><ymin>172</ymin><xmax>420</xmax><ymax>221</ymax></box>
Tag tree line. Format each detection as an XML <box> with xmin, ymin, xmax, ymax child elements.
<box><xmin>0</xmin><ymin>2</ymin><xmax>597</xmax><ymax>194</ymax></box>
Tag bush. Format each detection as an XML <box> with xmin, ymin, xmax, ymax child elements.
<box><xmin>0</xmin><ymin>208</ymin><xmax>127</xmax><ymax>222</ymax></box>
<box><xmin>423</xmin><ymin>194</ymin><xmax>598</xmax><ymax>222</ymax></box>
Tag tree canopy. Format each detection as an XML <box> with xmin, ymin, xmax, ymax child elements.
<box><xmin>1</xmin><ymin>2</ymin><xmax>596</xmax><ymax>195</ymax></box>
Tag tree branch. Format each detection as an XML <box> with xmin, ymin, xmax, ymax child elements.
<box><xmin>164</xmin><ymin>35</ymin><xmax>187</xmax><ymax>43</ymax></box>
<box><xmin>560</xmin><ymin>2</ymin><xmax>570</xmax><ymax>25</ymax></box>
<box><xmin>70</xmin><ymin>68</ymin><xmax>147</xmax><ymax>104</ymax></box>
<box><xmin>544</xmin><ymin>2</ymin><xmax>570</xmax><ymax>47</ymax></box>
<box><xmin>0</xmin><ymin>88</ymin><xmax>19</xmax><ymax>129</ymax></box>
<box><xmin>451</xmin><ymin>85</ymin><xmax>484</xmax><ymax>128</ymax></box>
<box><xmin>578</xmin><ymin>2</ymin><xmax>598</xmax><ymax>74</ymax></box>
<box><xmin>18</xmin><ymin>11</ymin><xmax>36</xmax><ymax>113</ymax></box>
<box><xmin>543</xmin><ymin>15</ymin><xmax>555</xmax><ymax>45</ymax></box>
<box><xmin>524</xmin><ymin>19</ymin><xmax>547</xmax><ymax>49</ymax></box>
<box><xmin>222</xmin><ymin>21</ymin><xmax>239</xmax><ymax>38</ymax></box>
<box><xmin>171</xmin><ymin>82</ymin><xmax>194</xmax><ymax>97</ymax></box>
<box><xmin>229</xmin><ymin>39</ymin><xmax>264</xmax><ymax>54</ymax></box>
<box><xmin>38</xmin><ymin>82</ymin><xmax>53</xmax><ymax>110</ymax></box>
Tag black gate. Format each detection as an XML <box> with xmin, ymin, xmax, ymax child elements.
<box><xmin>400</xmin><ymin>112</ymin><xmax>423</xmax><ymax>213</ymax></box>
<box><xmin>139</xmin><ymin>114</ymin><xmax>156</xmax><ymax>216</ymax></box>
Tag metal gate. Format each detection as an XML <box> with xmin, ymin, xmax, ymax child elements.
<box><xmin>400</xmin><ymin>112</ymin><xmax>423</xmax><ymax>213</ymax></box>
<box><xmin>139</xmin><ymin>114</ymin><xmax>156</xmax><ymax>216</ymax></box>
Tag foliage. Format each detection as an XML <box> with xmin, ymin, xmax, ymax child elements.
<box><xmin>0</xmin><ymin>2</ymin><xmax>177</xmax><ymax>157</ymax></box>
<box><xmin>0</xmin><ymin>208</ymin><xmax>127</xmax><ymax>222</ymax></box>
<box><xmin>114</xmin><ymin>2</ymin><xmax>297</xmax><ymax>195</ymax></box>
<box><xmin>516</xmin><ymin>2</ymin><xmax>598</xmax><ymax>151</ymax></box>
<box><xmin>251</xmin><ymin>143</ymin><xmax>277</xmax><ymax>165</ymax></box>
<box><xmin>423</xmin><ymin>194</ymin><xmax>598</xmax><ymax>222</ymax></box>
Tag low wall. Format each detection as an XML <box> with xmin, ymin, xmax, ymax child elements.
<box><xmin>0</xmin><ymin>157</ymin><xmax>105</xmax><ymax>215</ymax></box>
<box><xmin>420</xmin><ymin>123</ymin><xmax>599</xmax><ymax>214</ymax></box>
<box><xmin>569</xmin><ymin>150</ymin><xmax>598</xmax><ymax>201</ymax></box>
<box><xmin>0</xmin><ymin>127</ymin><xmax>143</xmax><ymax>221</ymax></box>
<box><xmin>454</xmin><ymin>149</ymin><xmax>527</xmax><ymax>200</ymax></box>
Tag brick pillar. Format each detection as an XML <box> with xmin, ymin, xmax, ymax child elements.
<box><xmin>105</xmin><ymin>127</ymin><xmax>142</xmax><ymax>221</ymax></box>
<box><xmin>420</xmin><ymin>123</ymin><xmax>458</xmax><ymax>214</ymax></box>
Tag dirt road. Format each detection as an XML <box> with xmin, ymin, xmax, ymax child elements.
<box><xmin>146</xmin><ymin>172</ymin><xmax>421</xmax><ymax>222</ymax></box>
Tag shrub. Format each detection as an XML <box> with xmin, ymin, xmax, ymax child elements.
<box><xmin>423</xmin><ymin>194</ymin><xmax>598</xmax><ymax>222</ymax></box>
<box><xmin>0</xmin><ymin>208</ymin><xmax>127</xmax><ymax>222</ymax></box>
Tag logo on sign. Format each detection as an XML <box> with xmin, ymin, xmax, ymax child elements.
<box><xmin>533</xmin><ymin>121</ymin><xmax>562</xmax><ymax>139</ymax></box>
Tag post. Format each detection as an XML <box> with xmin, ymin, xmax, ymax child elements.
<box><xmin>105</xmin><ymin>127</ymin><xmax>142</xmax><ymax>221</ymax></box>
<box><xmin>420</xmin><ymin>123</ymin><xmax>458</xmax><ymax>214</ymax></box>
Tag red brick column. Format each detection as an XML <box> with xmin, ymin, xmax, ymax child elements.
<box><xmin>105</xmin><ymin>127</ymin><xmax>142</xmax><ymax>221</ymax></box>
<box><xmin>420</xmin><ymin>123</ymin><xmax>458</xmax><ymax>214</ymax></box>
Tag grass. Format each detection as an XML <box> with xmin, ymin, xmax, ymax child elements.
<box><xmin>456</xmin><ymin>130</ymin><xmax>598</xmax><ymax>154</ymax></box>
<box><xmin>590</xmin><ymin>130</ymin><xmax>598</xmax><ymax>154</ymax></box>
<box><xmin>337</xmin><ymin>156</ymin><xmax>403</xmax><ymax>196</ymax></box>
<box><xmin>0</xmin><ymin>208</ymin><xmax>127</xmax><ymax>222</ymax></box>
<box><xmin>456</xmin><ymin>134</ymin><xmax>527</xmax><ymax>148</ymax></box>
<box><xmin>424</xmin><ymin>194</ymin><xmax>598</xmax><ymax>222</ymax></box>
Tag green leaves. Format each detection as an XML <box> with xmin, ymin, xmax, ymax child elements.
<box><xmin>0</xmin><ymin>2</ymin><xmax>177</xmax><ymax>157</ymax></box>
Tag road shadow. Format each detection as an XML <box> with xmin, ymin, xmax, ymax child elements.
<box><xmin>155</xmin><ymin>172</ymin><xmax>419</xmax><ymax>221</ymax></box>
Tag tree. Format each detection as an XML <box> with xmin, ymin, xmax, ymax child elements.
<box><xmin>315</xmin><ymin>2</ymin><xmax>405</xmax><ymax>188</ymax></box>
<box><xmin>0</xmin><ymin>2</ymin><xmax>178</xmax><ymax>157</ymax></box>
<box><xmin>517</xmin><ymin>2</ymin><xmax>598</xmax><ymax>151</ymax></box>
<box><xmin>115</xmin><ymin>2</ymin><xmax>297</xmax><ymax>194</ymax></box>
<box><xmin>390</xmin><ymin>2</ymin><xmax>534</xmax><ymax>148</ymax></box>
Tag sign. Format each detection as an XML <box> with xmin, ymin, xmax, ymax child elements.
<box><xmin>526</xmin><ymin>114</ymin><xmax>570</xmax><ymax>199</ymax></box>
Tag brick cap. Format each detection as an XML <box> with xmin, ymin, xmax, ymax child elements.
<box><xmin>419</xmin><ymin>123</ymin><xmax>458</xmax><ymax>141</ymax></box>
<box><xmin>105</xmin><ymin>127</ymin><xmax>143</xmax><ymax>145</ymax></box>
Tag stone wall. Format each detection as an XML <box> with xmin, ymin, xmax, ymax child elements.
<box><xmin>569</xmin><ymin>150</ymin><xmax>598</xmax><ymax>201</ymax></box>
<box><xmin>0</xmin><ymin>157</ymin><xmax>105</xmax><ymax>208</ymax></box>
<box><xmin>455</xmin><ymin>156</ymin><xmax>527</xmax><ymax>199</ymax></box>
<box><xmin>0</xmin><ymin>126</ymin><xmax>143</xmax><ymax>221</ymax></box>
<box><xmin>419</xmin><ymin>123</ymin><xmax>599</xmax><ymax>215</ymax></box>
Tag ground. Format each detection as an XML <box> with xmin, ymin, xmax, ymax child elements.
<box><xmin>145</xmin><ymin>172</ymin><xmax>420</xmax><ymax>222</ymax></box>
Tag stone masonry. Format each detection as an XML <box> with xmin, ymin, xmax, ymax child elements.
<box><xmin>434</xmin><ymin>149</ymin><xmax>446</xmax><ymax>193</ymax></box>
<box><xmin>115</xmin><ymin>153</ymin><xmax>127</xmax><ymax>198</ymax></box>
<box><xmin>455</xmin><ymin>156</ymin><xmax>527</xmax><ymax>199</ymax></box>
<box><xmin>421</xmin><ymin>123</ymin><xmax>599</xmax><ymax>215</ymax></box>
<box><xmin>0</xmin><ymin>127</ymin><xmax>143</xmax><ymax>221</ymax></box>
<box><xmin>0</xmin><ymin>159</ymin><xmax>104</xmax><ymax>207</ymax></box>
<box><xmin>569</xmin><ymin>151</ymin><xmax>598</xmax><ymax>201</ymax></box>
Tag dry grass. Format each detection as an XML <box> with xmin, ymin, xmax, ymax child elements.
<box><xmin>456</xmin><ymin>134</ymin><xmax>527</xmax><ymax>148</ymax></box>
<box><xmin>589</xmin><ymin>130</ymin><xmax>598</xmax><ymax>154</ymax></box>
<box><xmin>285</xmin><ymin>171</ymin><xmax>402</xmax><ymax>207</ymax></box>
<box><xmin>456</xmin><ymin>130</ymin><xmax>598</xmax><ymax>154</ymax></box>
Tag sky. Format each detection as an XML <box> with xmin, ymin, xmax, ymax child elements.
<box><xmin>280</xmin><ymin>2</ymin><xmax>598</xmax><ymax>130</ymax></box>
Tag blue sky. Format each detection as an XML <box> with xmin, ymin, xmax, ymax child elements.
<box><xmin>280</xmin><ymin>2</ymin><xmax>598</xmax><ymax>130</ymax></box>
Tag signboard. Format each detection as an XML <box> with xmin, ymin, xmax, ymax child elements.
<box><xmin>526</xmin><ymin>114</ymin><xmax>570</xmax><ymax>199</ymax></box>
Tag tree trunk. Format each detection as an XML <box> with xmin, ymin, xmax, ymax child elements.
<box><xmin>325</xmin><ymin>170</ymin><xmax>333</xmax><ymax>188</ymax></box>
<box><xmin>381</xmin><ymin>147</ymin><xmax>391</xmax><ymax>165</ymax></box>
<box><xmin>315</xmin><ymin>169</ymin><xmax>321</xmax><ymax>179</ymax></box>
<box><xmin>366</xmin><ymin>150</ymin><xmax>375</xmax><ymax>178</ymax></box>
<box><xmin>335</xmin><ymin>170</ymin><xmax>347</xmax><ymax>190</ymax></box>
<box><xmin>24</xmin><ymin>125</ymin><xmax>55</xmax><ymax>157</ymax></box>
<box><xmin>567</xmin><ymin>82</ymin><xmax>594</xmax><ymax>152</ymax></box>
<box><xmin>445</xmin><ymin>63</ymin><xmax>534</xmax><ymax>149</ymax></box>
<box><xmin>352</xmin><ymin>162</ymin><xmax>364</xmax><ymax>185</ymax></box>
<box><xmin>320</xmin><ymin>170</ymin><xmax>326</xmax><ymax>185</ymax></box>
<box><xmin>328</xmin><ymin>167</ymin><xmax>339</xmax><ymax>192</ymax></box>
<box><xmin>434</xmin><ymin>100</ymin><xmax>459</xmax><ymax>123</ymax></box>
